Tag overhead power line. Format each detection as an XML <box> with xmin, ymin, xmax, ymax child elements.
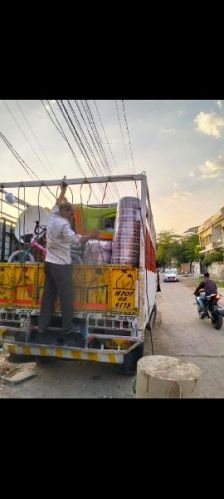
<box><xmin>93</xmin><ymin>100</ymin><xmax>119</xmax><ymax>173</ymax></box>
<box><xmin>56</xmin><ymin>100</ymin><xmax>110</xmax><ymax>202</ymax></box>
<box><xmin>121</xmin><ymin>100</ymin><xmax>136</xmax><ymax>173</ymax></box>
<box><xmin>115</xmin><ymin>100</ymin><xmax>131</xmax><ymax>170</ymax></box>
<box><xmin>67</xmin><ymin>100</ymin><xmax>117</xmax><ymax>201</ymax></box>
<box><xmin>15</xmin><ymin>100</ymin><xmax>55</xmax><ymax>177</ymax></box>
<box><xmin>0</xmin><ymin>130</ymin><xmax>55</xmax><ymax>203</ymax></box>
<box><xmin>3</xmin><ymin>100</ymin><xmax>53</xmax><ymax>180</ymax></box>
<box><xmin>75</xmin><ymin>100</ymin><xmax>107</xmax><ymax>167</ymax></box>
<box><xmin>83</xmin><ymin>100</ymin><xmax>112</xmax><ymax>172</ymax></box>
<box><xmin>41</xmin><ymin>99</ymin><xmax>86</xmax><ymax>178</ymax></box>
<box><xmin>74</xmin><ymin>99</ymin><xmax>119</xmax><ymax>200</ymax></box>
<box><xmin>67</xmin><ymin>100</ymin><xmax>108</xmax><ymax>178</ymax></box>
<box><xmin>57</xmin><ymin>100</ymin><xmax>98</xmax><ymax>178</ymax></box>
<box><xmin>90</xmin><ymin>100</ymin><xmax>121</xmax><ymax>198</ymax></box>
<box><xmin>41</xmin><ymin>100</ymin><xmax>101</xmax><ymax>204</ymax></box>
<box><xmin>83</xmin><ymin>100</ymin><xmax>120</xmax><ymax>199</ymax></box>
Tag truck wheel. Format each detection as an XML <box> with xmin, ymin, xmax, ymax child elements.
<box><xmin>115</xmin><ymin>343</ymin><xmax>144</xmax><ymax>375</ymax></box>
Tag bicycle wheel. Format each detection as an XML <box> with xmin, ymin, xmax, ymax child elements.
<box><xmin>8</xmin><ymin>250</ymin><xmax>35</xmax><ymax>263</ymax></box>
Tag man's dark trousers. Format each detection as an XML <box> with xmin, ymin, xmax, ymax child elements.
<box><xmin>39</xmin><ymin>262</ymin><xmax>74</xmax><ymax>332</ymax></box>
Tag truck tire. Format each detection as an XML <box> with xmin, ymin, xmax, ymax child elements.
<box><xmin>115</xmin><ymin>343</ymin><xmax>144</xmax><ymax>375</ymax></box>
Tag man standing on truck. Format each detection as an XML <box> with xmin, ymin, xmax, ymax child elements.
<box><xmin>38</xmin><ymin>183</ymin><xmax>97</xmax><ymax>337</ymax></box>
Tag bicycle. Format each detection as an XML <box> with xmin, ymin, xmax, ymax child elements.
<box><xmin>8</xmin><ymin>221</ymin><xmax>47</xmax><ymax>263</ymax></box>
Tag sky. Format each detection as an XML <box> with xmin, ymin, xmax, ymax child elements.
<box><xmin>1</xmin><ymin>99</ymin><xmax>224</xmax><ymax>234</ymax></box>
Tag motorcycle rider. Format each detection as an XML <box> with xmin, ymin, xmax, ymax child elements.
<box><xmin>194</xmin><ymin>272</ymin><xmax>217</xmax><ymax>311</ymax></box>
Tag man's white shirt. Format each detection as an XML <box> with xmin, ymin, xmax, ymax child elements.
<box><xmin>45</xmin><ymin>205</ymin><xmax>81</xmax><ymax>265</ymax></box>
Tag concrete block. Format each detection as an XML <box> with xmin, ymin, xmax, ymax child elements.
<box><xmin>2</xmin><ymin>363</ymin><xmax>37</xmax><ymax>385</ymax></box>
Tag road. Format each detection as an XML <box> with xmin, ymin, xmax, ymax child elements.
<box><xmin>0</xmin><ymin>353</ymin><xmax>135</xmax><ymax>399</ymax></box>
<box><xmin>1</xmin><ymin>276</ymin><xmax>224</xmax><ymax>398</ymax></box>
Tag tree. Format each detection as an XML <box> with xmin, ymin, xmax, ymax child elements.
<box><xmin>184</xmin><ymin>234</ymin><xmax>200</xmax><ymax>262</ymax></box>
<box><xmin>173</xmin><ymin>239</ymin><xmax>188</xmax><ymax>265</ymax></box>
<box><xmin>156</xmin><ymin>230</ymin><xmax>181</xmax><ymax>267</ymax></box>
<box><xmin>156</xmin><ymin>231</ymin><xmax>200</xmax><ymax>267</ymax></box>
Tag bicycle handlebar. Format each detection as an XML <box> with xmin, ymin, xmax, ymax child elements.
<box><xmin>34</xmin><ymin>221</ymin><xmax>47</xmax><ymax>237</ymax></box>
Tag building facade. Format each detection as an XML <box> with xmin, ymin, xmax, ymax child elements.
<box><xmin>198</xmin><ymin>207</ymin><xmax>224</xmax><ymax>256</ymax></box>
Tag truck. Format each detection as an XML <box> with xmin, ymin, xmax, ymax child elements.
<box><xmin>0</xmin><ymin>173</ymin><xmax>158</xmax><ymax>374</ymax></box>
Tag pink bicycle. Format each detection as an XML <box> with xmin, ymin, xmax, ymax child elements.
<box><xmin>8</xmin><ymin>221</ymin><xmax>47</xmax><ymax>263</ymax></box>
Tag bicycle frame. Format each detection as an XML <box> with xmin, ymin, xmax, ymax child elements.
<box><xmin>30</xmin><ymin>238</ymin><xmax>47</xmax><ymax>256</ymax></box>
<box><xmin>8</xmin><ymin>223</ymin><xmax>47</xmax><ymax>262</ymax></box>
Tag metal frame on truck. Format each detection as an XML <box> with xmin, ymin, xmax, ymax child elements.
<box><xmin>0</xmin><ymin>173</ymin><xmax>157</xmax><ymax>373</ymax></box>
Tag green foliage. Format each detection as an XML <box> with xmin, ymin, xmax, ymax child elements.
<box><xmin>156</xmin><ymin>230</ymin><xmax>180</xmax><ymax>266</ymax></box>
<box><xmin>185</xmin><ymin>234</ymin><xmax>200</xmax><ymax>261</ymax></box>
<box><xmin>203</xmin><ymin>250</ymin><xmax>224</xmax><ymax>266</ymax></box>
<box><xmin>156</xmin><ymin>231</ymin><xmax>200</xmax><ymax>267</ymax></box>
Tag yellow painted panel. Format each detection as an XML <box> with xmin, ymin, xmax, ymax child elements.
<box><xmin>87</xmin><ymin>352</ymin><xmax>98</xmax><ymax>361</ymax></box>
<box><xmin>22</xmin><ymin>345</ymin><xmax>31</xmax><ymax>356</ymax></box>
<box><xmin>55</xmin><ymin>347</ymin><xmax>63</xmax><ymax>358</ymax></box>
<box><xmin>82</xmin><ymin>266</ymin><xmax>110</xmax><ymax>310</ymax></box>
<box><xmin>0</xmin><ymin>327</ymin><xmax>7</xmax><ymax>336</ymax></box>
<box><xmin>33</xmin><ymin>265</ymin><xmax>45</xmax><ymax>306</ymax></box>
<box><xmin>13</xmin><ymin>265</ymin><xmax>36</xmax><ymax>306</ymax></box>
<box><xmin>70</xmin><ymin>350</ymin><xmax>81</xmax><ymax>359</ymax></box>
<box><xmin>105</xmin><ymin>339</ymin><xmax>131</xmax><ymax>350</ymax></box>
<box><xmin>107</xmin><ymin>353</ymin><xmax>116</xmax><ymax>363</ymax></box>
<box><xmin>0</xmin><ymin>263</ymin><xmax>13</xmax><ymax>305</ymax></box>
<box><xmin>39</xmin><ymin>346</ymin><xmax>48</xmax><ymax>356</ymax></box>
<box><xmin>0</xmin><ymin>263</ymin><xmax>139</xmax><ymax>314</ymax></box>
<box><xmin>8</xmin><ymin>344</ymin><xmax>16</xmax><ymax>354</ymax></box>
<box><xmin>111</xmin><ymin>267</ymin><xmax>138</xmax><ymax>313</ymax></box>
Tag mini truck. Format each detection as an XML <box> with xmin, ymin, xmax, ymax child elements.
<box><xmin>0</xmin><ymin>173</ymin><xmax>158</xmax><ymax>373</ymax></box>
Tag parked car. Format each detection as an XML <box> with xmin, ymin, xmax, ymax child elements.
<box><xmin>163</xmin><ymin>268</ymin><xmax>179</xmax><ymax>282</ymax></box>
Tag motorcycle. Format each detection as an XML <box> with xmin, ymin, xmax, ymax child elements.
<box><xmin>195</xmin><ymin>290</ymin><xmax>224</xmax><ymax>330</ymax></box>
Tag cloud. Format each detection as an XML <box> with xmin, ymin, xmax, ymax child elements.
<box><xmin>161</xmin><ymin>128</ymin><xmax>176</xmax><ymax>135</ymax></box>
<box><xmin>177</xmin><ymin>110</ymin><xmax>184</xmax><ymax>116</ymax></box>
<box><xmin>189</xmin><ymin>170</ymin><xmax>195</xmax><ymax>177</ymax></box>
<box><xmin>198</xmin><ymin>156</ymin><xmax>224</xmax><ymax>178</ymax></box>
<box><xmin>161</xmin><ymin>191</ymin><xmax>192</xmax><ymax>203</ymax></box>
<box><xmin>217</xmin><ymin>100</ymin><xmax>224</xmax><ymax>109</ymax></box>
<box><xmin>194</xmin><ymin>112</ymin><xmax>224</xmax><ymax>138</ymax></box>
